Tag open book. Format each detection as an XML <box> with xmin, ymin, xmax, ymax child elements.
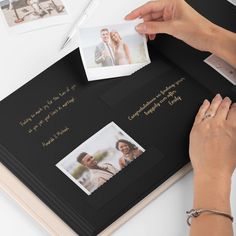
<box><xmin>0</xmin><ymin>0</ymin><xmax>235</xmax><ymax>235</ymax></box>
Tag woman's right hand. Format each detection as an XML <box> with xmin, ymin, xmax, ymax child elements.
<box><xmin>126</xmin><ymin>0</ymin><xmax>236</xmax><ymax>68</ymax></box>
<box><xmin>125</xmin><ymin>0</ymin><xmax>218</xmax><ymax>52</ymax></box>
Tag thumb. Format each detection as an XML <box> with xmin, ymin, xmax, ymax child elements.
<box><xmin>135</xmin><ymin>21</ymin><xmax>172</xmax><ymax>35</ymax></box>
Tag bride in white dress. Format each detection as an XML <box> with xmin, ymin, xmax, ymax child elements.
<box><xmin>110</xmin><ymin>31</ymin><xmax>132</xmax><ymax>65</ymax></box>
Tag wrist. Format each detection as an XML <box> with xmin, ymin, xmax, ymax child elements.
<box><xmin>208</xmin><ymin>24</ymin><xmax>236</xmax><ymax>60</ymax></box>
<box><xmin>203</xmin><ymin>22</ymin><xmax>222</xmax><ymax>54</ymax></box>
<box><xmin>194</xmin><ymin>172</ymin><xmax>232</xmax><ymax>189</ymax></box>
<box><xmin>193</xmin><ymin>173</ymin><xmax>232</xmax><ymax>212</ymax></box>
<box><xmin>193</xmin><ymin>167</ymin><xmax>233</xmax><ymax>185</ymax></box>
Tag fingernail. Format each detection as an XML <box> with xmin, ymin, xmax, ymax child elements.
<box><xmin>225</xmin><ymin>97</ymin><xmax>231</xmax><ymax>103</ymax></box>
<box><xmin>214</xmin><ymin>93</ymin><xmax>222</xmax><ymax>100</ymax></box>
<box><xmin>201</xmin><ymin>100</ymin><xmax>206</xmax><ymax>107</ymax></box>
<box><xmin>135</xmin><ymin>24</ymin><xmax>146</xmax><ymax>33</ymax></box>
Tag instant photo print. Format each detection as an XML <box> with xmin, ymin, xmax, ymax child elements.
<box><xmin>0</xmin><ymin>0</ymin><xmax>70</xmax><ymax>33</ymax></box>
<box><xmin>56</xmin><ymin>122</ymin><xmax>145</xmax><ymax>195</ymax></box>
<box><xmin>0</xmin><ymin>0</ymin><xmax>235</xmax><ymax>235</ymax></box>
<box><xmin>204</xmin><ymin>54</ymin><xmax>236</xmax><ymax>85</ymax></box>
<box><xmin>78</xmin><ymin>21</ymin><xmax>150</xmax><ymax>81</ymax></box>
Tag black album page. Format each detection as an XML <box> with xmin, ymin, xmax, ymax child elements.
<box><xmin>0</xmin><ymin>45</ymin><xmax>213</xmax><ymax>235</ymax></box>
<box><xmin>152</xmin><ymin>0</ymin><xmax>236</xmax><ymax>100</ymax></box>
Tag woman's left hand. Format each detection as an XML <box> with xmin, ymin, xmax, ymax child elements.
<box><xmin>189</xmin><ymin>94</ymin><xmax>236</xmax><ymax>181</ymax></box>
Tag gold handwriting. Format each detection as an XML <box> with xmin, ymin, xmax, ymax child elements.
<box><xmin>19</xmin><ymin>84</ymin><xmax>77</xmax><ymax>129</ymax></box>
<box><xmin>128</xmin><ymin>77</ymin><xmax>186</xmax><ymax>120</ymax></box>
<box><xmin>42</xmin><ymin>127</ymin><xmax>70</xmax><ymax>148</ymax></box>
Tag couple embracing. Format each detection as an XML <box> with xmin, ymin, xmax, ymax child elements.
<box><xmin>77</xmin><ymin>139</ymin><xmax>143</xmax><ymax>189</ymax></box>
<box><xmin>95</xmin><ymin>28</ymin><xmax>132</xmax><ymax>67</ymax></box>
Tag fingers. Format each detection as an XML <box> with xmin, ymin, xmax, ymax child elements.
<box><xmin>135</xmin><ymin>21</ymin><xmax>172</xmax><ymax>34</ymax></box>
<box><xmin>193</xmin><ymin>94</ymin><xmax>235</xmax><ymax>126</ymax></box>
<box><xmin>215</xmin><ymin>97</ymin><xmax>232</xmax><ymax>120</ymax></box>
<box><xmin>193</xmin><ymin>99</ymin><xmax>210</xmax><ymax>126</ymax></box>
<box><xmin>142</xmin><ymin>12</ymin><xmax>163</xmax><ymax>22</ymax></box>
<box><xmin>162</xmin><ymin>1</ymin><xmax>175</xmax><ymax>21</ymax></box>
<box><xmin>125</xmin><ymin>1</ymin><xmax>165</xmax><ymax>20</ymax></box>
<box><xmin>142</xmin><ymin>14</ymin><xmax>164</xmax><ymax>41</ymax></box>
<box><xmin>205</xmin><ymin>94</ymin><xmax>223</xmax><ymax>117</ymax></box>
<box><xmin>227</xmin><ymin>103</ymin><xmax>236</xmax><ymax>124</ymax></box>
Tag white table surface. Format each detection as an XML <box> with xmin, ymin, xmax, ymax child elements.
<box><xmin>0</xmin><ymin>0</ymin><xmax>235</xmax><ymax>235</ymax></box>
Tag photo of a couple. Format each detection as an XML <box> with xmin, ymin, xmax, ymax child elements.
<box><xmin>56</xmin><ymin>122</ymin><xmax>145</xmax><ymax>195</ymax></box>
<box><xmin>78</xmin><ymin>22</ymin><xmax>150</xmax><ymax>73</ymax></box>
<box><xmin>0</xmin><ymin>0</ymin><xmax>67</xmax><ymax>27</ymax></box>
<box><xmin>95</xmin><ymin>28</ymin><xmax>131</xmax><ymax>67</ymax></box>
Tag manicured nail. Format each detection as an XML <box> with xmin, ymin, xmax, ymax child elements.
<box><xmin>125</xmin><ymin>11</ymin><xmax>137</xmax><ymax>20</ymax></box>
<box><xmin>202</xmin><ymin>99</ymin><xmax>209</xmax><ymax>106</ymax></box>
<box><xmin>214</xmin><ymin>93</ymin><xmax>222</xmax><ymax>100</ymax></box>
<box><xmin>224</xmin><ymin>97</ymin><xmax>231</xmax><ymax>103</ymax></box>
<box><xmin>124</xmin><ymin>15</ymin><xmax>129</xmax><ymax>20</ymax></box>
<box><xmin>135</xmin><ymin>24</ymin><xmax>146</xmax><ymax>33</ymax></box>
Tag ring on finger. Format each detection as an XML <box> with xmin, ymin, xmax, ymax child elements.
<box><xmin>202</xmin><ymin>112</ymin><xmax>214</xmax><ymax>121</ymax></box>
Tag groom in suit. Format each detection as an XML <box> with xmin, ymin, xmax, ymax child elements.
<box><xmin>77</xmin><ymin>152</ymin><xmax>119</xmax><ymax>189</ymax></box>
<box><xmin>95</xmin><ymin>28</ymin><xmax>116</xmax><ymax>67</ymax></box>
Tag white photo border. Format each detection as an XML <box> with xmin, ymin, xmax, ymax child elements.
<box><xmin>78</xmin><ymin>20</ymin><xmax>151</xmax><ymax>81</ymax></box>
<box><xmin>204</xmin><ymin>54</ymin><xmax>236</xmax><ymax>85</ymax></box>
<box><xmin>56</xmin><ymin>121</ymin><xmax>145</xmax><ymax>195</ymax></box>
<box><xmin>0</xmin><ymin>0</ymin><xmax>71</xmax><ymax>34</ymax></box>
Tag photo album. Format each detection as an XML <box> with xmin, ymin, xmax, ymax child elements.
<box><xmin>0</xmin><ymin>0</ymin><xmax>235</xmax><ymax>235</ymax></box>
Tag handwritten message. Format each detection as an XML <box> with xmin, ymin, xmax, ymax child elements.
<box><xmin>18</xmin><ymin>84</ymin><xmax>78</xmax><ymax>148</ymax></box>
<box><xmin>128</xmin><ymin>78</ymin><xmax>185</xmax><ymax>121</ymax></box>
<box><xmin>42</xmin><ymin>126</ymin><xmax>70</xmax><ymax>148</ymax></box>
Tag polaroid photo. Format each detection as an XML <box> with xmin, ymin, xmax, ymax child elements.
<box><xmin>0</xmin><ymin>0</ymin><xmax>70</xmax><ymax>33</ymax></box>
<box><xmin>204</xmin><ymin>54</ymin><xmax>236</xmax><ymax>85</ymax></box>
<box><xmin>78</xmin><ymin>20</ymin><xmax>151</xmax><ymax>81</ymax></box>
<box><xmin>56</xmin><ymin>122</ymin><xmax>145</xmax><ymax>195</ymax></box>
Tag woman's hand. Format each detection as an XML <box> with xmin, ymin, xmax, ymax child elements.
<box><xmin>190</xmin><ymin>94</ymin><xmax>236</xmax><ymax>236</ymax></box>
<box><xmin>190</xmin><ymin>94</ymin><xmax>236</xmax><ymax>181</ymax></box>
<box><xmin>125</xmin><ymin>0</ymin><xmax>236</xmax><ymax>67</ymax></box>
<box><xmin>125</xmin><ymin>0</ymin><xmax>217</xmax><ymax>52</ymax></box>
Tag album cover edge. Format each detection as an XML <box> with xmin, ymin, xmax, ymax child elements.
<box><xmin>0</xmin><ymin>162</ymin><xmax>192</xmax><ymax>236</ymax></box>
